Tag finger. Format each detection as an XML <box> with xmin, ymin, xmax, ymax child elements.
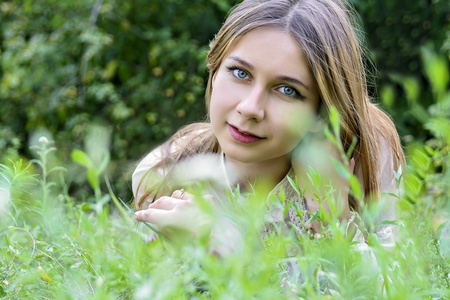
<box><xmin>171</xmin><ymin>189</ymin><xmax>184</xmax><ymax>199</ymax></box>
<box><xmin>134</xmin><ymin>208</ymin><xmax>174</xmax><ymax>226</ymax></box>
<box><xmin>135</xmin><ymin>206</ymin><xmax>198</xmax><ymax>232</ymax></box>
<box><xmin>171</xmin><ymin>189</ymin><xmax>193</xmax><ymax>200</ymax></box>
<box><xmin>349</xmin><ymin>158</ymin><xmax>355</xmax><ymax>174</ymax></box>
<box><xmin>148</xmin><ymin>196</ymin><xmax>181</xmax><ymax>210</ymax></box>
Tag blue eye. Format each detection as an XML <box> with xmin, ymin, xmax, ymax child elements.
<box><xmin>235</xmin><ymin>69</ymin><xmax>248</xmax><ymax>79</ymax></box>
<box><xmin>281</xmin><ymin>86</ymin><xmax>295</xmax><ymax>96</ymax></box>
<box><xmin>277</xmin><ymin>85</ymin><xmax>305</xmax><ymax>100</ymax></box>
<box><xmin>227</xmin><ymin>66</ymin><xmax>250</xmax><ymax>80</ymax></box>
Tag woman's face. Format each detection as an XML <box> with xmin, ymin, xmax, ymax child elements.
<box><xmin>209</xmin><ymin>27</ymin><xmax>320</xmax><ymax>168</ymax></box>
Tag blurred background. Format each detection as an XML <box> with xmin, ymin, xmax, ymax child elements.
<box><xmin>0</xmin><ymin>0</ymin><xmax>449</xmax><ymax>203</ymax></box>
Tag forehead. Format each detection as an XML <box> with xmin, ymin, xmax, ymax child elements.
<box><xmin>224</xmin><ymin>27</ymin><xmax>315</xmax><ymax>88</ymax></box>
<box><xmin>232</xmin><ymin>27</ymin><xmax>307</xmax><ymax>65</ymax></box>
<box><xmin>229</xmin><ymin>27</ymin><xmax>301</xmax><ymax>56</ymax></box>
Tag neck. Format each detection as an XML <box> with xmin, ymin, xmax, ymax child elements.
<box><xmin>224</xmin><ymin>155</ymin><xmax>291</xmax><ymax>194</ymax></box>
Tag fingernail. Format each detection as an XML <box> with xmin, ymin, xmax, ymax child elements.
<box><xmin>134</xmin><ymin>212</ymin><xmax>142</xmax><ymax>220</ymax></box>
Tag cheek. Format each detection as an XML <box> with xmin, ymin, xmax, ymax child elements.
<box><xmin>209</xmin><ymin>87</ymin><xmax>227</xmax><ymax>127</ymax></box>
<box><xmin>209</xmin><ymin>76</ymin><xmax>240</xmax><ymax>117</ymax></box>
<box><xmin>280</xmin><ymin>106</ymin><xmax>317</xmax><ymax>139</ymax></box>
<box><xmin>209</xmin><ymin>77</ymin><xmax>221</xmax><ymax>121</ymax></box>
<box><xmin>209</xmin><ymin>94</ymin><xmax>219</xmax><ymax>124</ymax></box>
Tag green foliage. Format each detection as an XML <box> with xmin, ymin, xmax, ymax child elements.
<box><xmin>352</xmin><ymin>0</ymin><xmax>448</xmax><ymax>75</ymax></box>
<box><xmin>1</xmin><ymin>0</ymin><xmax>448</xmax><ymax>203</ymax></box>
<box><xmin>402</xmin><ymin>48</ymin><xmax>450</xmax><ymax>203</ymax></box>
<box><xmin>0</xmin><ymin>0</ymin><xmax>236</xmax><ymax>201</ymax></box>
<box><xmin>71</xmin><ymin>147</ymin><xmax>110</xmax><ymax>201</ymax></box>
<box><xmin>351</xmin><ymin>0</ymin><xmax>450</xmax><ymax>139</ymax></box>
<box><xmin>0</xmin><ymin>136</ymin><xmax>448</xmax><ymax>299</ymax></box>
<box><xmin>399</xmin><ymin>48</ymin><xmax>450</xmax><ymax>266</ymax></box>
<box><xmin>0</xmin><ymin>1</ymin><xmax>449</xmax><ymax>298</ymax></box>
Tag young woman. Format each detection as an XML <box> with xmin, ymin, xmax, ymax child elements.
<box><xmin>132</xmin><ymin>0</ymin><xmax>404</xmax><ymax>251</ymax></box>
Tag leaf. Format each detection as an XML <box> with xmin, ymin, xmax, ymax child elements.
<box><xmin>48</xmin><ymin>166</ymin><xmax>67</xmax><ymax>175</ymax></box>
<box><xmin>87</xmin><ymin>168</ymin><xmax>99</xmax><ymax>190</ymax></box>
<box><xmin>330</xmin><ymin>158</ymin><xmax>349</xmax><ymax>180</ymax></box>
<box><xmin>103</xmin><ymin>59</ymin><xmax>119</xmax><ymax>80</ymax></box>
<box><xmin>283</xmin><ymin>201</ymin><xmax>292</xmax><ymax>217</ymax></box>
<box><xmin>97</xmin><ymin>150</ymin><xmax>110</xmax><ymax>174</ymax></box>
<box><xmin>105</xmin><ymin>176</ymin><xmax>134</xmax><ymax>226</ymax></box>
<box><xmin>287</xmin><ymin>176</ymin><xmax>300</xmax><ymax>195</ymax></box>
<box><xmin>80</xmin><ymin>203</ymin><xmax>94</xmax><ymax>211</ymax></box>
<box><xmin>324</xmin><ymin>126</ymin><xmax>338</xmax><ymax>146</ymax></box>
<box><xmin>435</xmin><ymin>220</ymin><xmax>449</xmax><ymax>237</ymax></box>
<box><xmin>389</xmin><ymin>73</ymin><xmax>420</xmax><ymax>105</ymax></box>
<box><xmin>425</xmin><ymin>117</ymin><xmax>450</xmax><ymax>142</ymax></box>
<box><xmin>393</xmin><ymin>170</ymin><xmax>402</xmax><ymax>181</ymax></box>
<box><xmin>385</xmin><ymin>192</ymin><xmax>399</xmax><ymax>199</ymax></box>
<box><xmin>421</xmin><ymin>46</ymin><xmax>449</xmax><ymax>99</ymax></box>
<box><xmin>98</xmin><ymin>194</ymin><xmax>111</xmax><ymax>206</ymax></box>
<box><xmin>13</xmin><ymin>253</ymin><xmax>27</xmax><ymax>262</ymax></box>
<box><xmin>307</xmin><ymin>166</ymin><xmax>321</xmax><ymax>191</ymax></box>
<box><xmin>37</xmin><ymin>266</ymin><xmax>52</xmax><ymax>282</ymax></box>
<box><xmin>96</xmin><ymin>194</ymin><xmax>111</xmax><ymax>213</ymax></box>
<box><xmin>308</xmin><ymin>210</ymin><xmax>320</xmax><ymax>225</ymax></box>
<box><xmin>71</xmin><ymin>149</ymin><xmax>93</xmax><ymax>169</ymax></box>
<box><xmin>423</xmin><ymin>145</ymin><xmax>435</xmax><ymax>156</ymax></box>
<box><xmin>376</xmin><ymin>220</ymin><xmax>399</xmax><ymax>227</ymax></box>
<box><xmin>380</xmin><ymin>84</ymin><xmax>395</xmax><ymax>108</ymax></box>
<box><xmin>346</xmin><ymin>136</ymin><xmax>358</xmax><ymax>159</ymax></box>
<box><xmin>349</xmin><ymin>174</ymin><xmax>362</xmax><ymax>201</ymax></box>
<box><xmin>329</xmin><ymin>106</ymin><xmax>340</xmax><ymax>136</ymax></box>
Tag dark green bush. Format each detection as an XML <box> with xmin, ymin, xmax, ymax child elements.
<box><xmin>0</xmin><ymin>0</ymin><xmax>235</xmax><ymax>200</ymax></box>
<box><xmin>352</xmin><ymin>0</ymin><xmax>450</xmax><ymax>138</ymax></box>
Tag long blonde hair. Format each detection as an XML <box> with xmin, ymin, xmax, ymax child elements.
<box><xmin>135</xmin><ymin>0</ymin><xmax>404</xmax><ymax>209</ymax></box>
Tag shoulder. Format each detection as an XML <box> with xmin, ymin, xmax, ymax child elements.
<box><xmin>132</xmin><ymin>123</ymin><xmax>213</xmax><ymax>200</ymax></box>
<box><xmin>132</xmin><ymin>145</ymin><xmax>165</xmax><ymax>202</ymax></box>
<box><xmin>377</xmin><ymin>133</ymin><xmax>401</xmax><ymax>192</ymax></box>
<box><xmin>355</xmin><ymin>133</ymin><xmax>399</xmax><ymax>194</ymax></box>
<box><xmin>373</xmin><ymin>133</ymin><xmax>402</xmax><ymax>227</ymax></box>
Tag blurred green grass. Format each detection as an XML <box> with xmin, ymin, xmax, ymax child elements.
<box><xmin>0</xmin><ymin>1</ymin><xmax>449</xmax><ymax>298</ymax></box>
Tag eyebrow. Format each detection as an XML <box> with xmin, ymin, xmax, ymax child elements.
<box><xmin>226</xmin><ymin>55</ymin><xmax>310</xmax><ymax>91</ymax></box>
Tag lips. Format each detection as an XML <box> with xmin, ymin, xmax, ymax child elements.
<box><xmin>228</xmin><ymin>124</ymin><xmax>264</xmax><ymax>144</ymax></box>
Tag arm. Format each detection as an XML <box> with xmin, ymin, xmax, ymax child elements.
<box><xmin>373</xmin><ymin>137</ymin><xmax>401</xmax><ymax>248</ymax></box>
<box><xmin>292</xmin><ymin>133</ymin><xmax>401</xmax><ymax>241</ymax></box>
<box><xmin>292</xmin><ymin>136</ymin><xmax>355</xmax><ymax>232</ymax></box>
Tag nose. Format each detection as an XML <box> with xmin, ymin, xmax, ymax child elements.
<box><xmin>236</xmin><ymin>85</ymin><xmax>266</xmax><ymax>121</ymax></box>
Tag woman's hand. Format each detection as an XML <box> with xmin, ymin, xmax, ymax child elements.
<box><xmin>134</xmin><ymin>189</ymin><xmax>212</xmax><ymax>243</ymax></box>
<box><xmin>135</xmin><ymin>189</ymin><xmax>244</xmax><ymax>255</ymax></box>
<box><xmin>293</xmin><ymin>136</ymin><xmax>356</xmax><ymax>231</ymax></box>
